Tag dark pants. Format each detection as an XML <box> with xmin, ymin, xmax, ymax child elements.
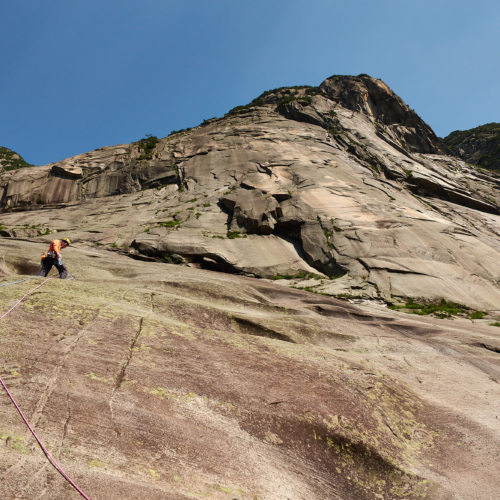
<box><xmin>39</xmin><ymin>257</ymin><xmax>68</xmax><ymax>279</ymax></box>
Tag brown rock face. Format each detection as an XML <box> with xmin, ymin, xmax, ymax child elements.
<box><xmin>0</xmin><ymin>240</ymin><xmax>499</xmax><ymax>500</ymax></box>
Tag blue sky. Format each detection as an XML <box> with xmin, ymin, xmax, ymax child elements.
<box><xmin>1</xmin><ymin>0</ymin><xmax>499</xmax><ymax>165</ymax></box>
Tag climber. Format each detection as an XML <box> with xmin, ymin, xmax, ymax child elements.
<box><xmin>39</xmin><ymin>238</ymin><xmax>71</xmax><ymax>279</ymax></box>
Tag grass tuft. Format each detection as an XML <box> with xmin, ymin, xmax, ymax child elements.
<box><xmin>227</xmin><ymin>231</ymin><xmax>247</xmax><ymax>239</ymax></box>
<box><xmin>389</xmin><ymin>298</ymin><xmax>485</xmax><ymax>320</ymax></box>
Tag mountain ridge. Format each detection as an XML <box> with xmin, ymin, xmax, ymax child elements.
<box><xmin>1</xmin><ymin>74</ymin><xmax>451</xmax><ymax>169</ymax></box>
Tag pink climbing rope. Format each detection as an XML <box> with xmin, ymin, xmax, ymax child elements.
<box><xmin>0</xmin><ymin>377</ymin><xmax>91</xmax><ymax>499</ymax></box>
<box><xmin>0</xmin><ymin>277</ymin><xmax>54</xmax><ymax>320</ymax></box>
<box><xmin>0</xmin><ymin>277</ymin><xmax>91</xmax><ymax>500</ymax></box>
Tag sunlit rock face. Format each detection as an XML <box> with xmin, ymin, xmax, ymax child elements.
<box><xmin>1</xmin><ymin>75</ymin><xmax>500</xmax><ymax>311</ymax></box>
<box><xmin>0</xmin><ymin>238</ymin><xmax>499</xmax><ymax>500</ymax></box>
<box><xmin>1</xmin><ymin>75</ymin><xmax>500</xmax><ymax>500</ymax></box>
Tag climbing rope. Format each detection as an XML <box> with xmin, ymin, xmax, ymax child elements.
<box><xmin>0</xmin><ymin>277</ymin><xmax>54</xmax><ymax>320</ymax></box>
<box><xmin>0</xmin><ymin>276</ymin><xmax>38</xmax><ymax>288</ymax></box>
<box><xmin>0</xmin><ymin>276</ymin><xmax>91</xmax><ymax>500</ymax></box>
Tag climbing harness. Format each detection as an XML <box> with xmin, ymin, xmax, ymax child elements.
<box><xmin>0</xmin><ymin>276</ymin><xmax>91</xmax><ymax>500</ymax></box>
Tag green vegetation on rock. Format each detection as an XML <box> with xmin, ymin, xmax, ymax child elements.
<box><xmin>0</xmin><ymin>147</ymin><xmax>34</xmax><ymax>171</ymax></box>
<box><xmin>444</xmin><ymin>123</ymin><xmax>500</xmax><ymax>170</ymax></box>
<box><xmin>160</xmin><ymin>220</ymin><xmax>180</xmax><ymax>227</ymax></box>
<box><xmin>227</xmin><ymin>230</ymin><xmax>247</xmax><ymax>239</ymax></box>
<box><xmin>226</xmin><ymin>85</ymin><xmax>328</xmax><ymax>116</ymax></box>
<box><xmin>272</xmin><ymin>272</ymin><xmax>317</xmax><ymax>280</ymax></box>
<box><xmin>168</xmin><ymin>127</ymin><xmax>193</xmax><ymax>137</ymax></box>
<box><xmin>389</xmin><ymin>298</ymin><xmax>484</xmax><ymax>320</ymax></box>
<box><xmin>137</xmin><ymin>135</ymin><xmax>160</xmax><ymax>160</ymax></box>
<box><xmin>327</xmin><ymin>73</ymin><xmax>375</xmax><ymax>81</ymax></box>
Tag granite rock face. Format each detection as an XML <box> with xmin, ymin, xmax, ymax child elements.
<box><xmin>1</xmin><ymin>75</ymin><xmax>500</xmax><ymax>311</ymax></box>
<box><xmin>1</xmin><ymin>75</ymin><xmax>500</xmax><ymax>500</ymax></box>
<box><xmin>320</xmin><ymin>75</ymin><xmax>452</xmax><ymax>155</ymax></box>
<box><xmin>0</xmin><ymin>239</ymin><xmax>499</xmax><ymax>500</ymax></box>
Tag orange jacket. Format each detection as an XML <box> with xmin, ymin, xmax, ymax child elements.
<box><xmin>41</xmin><ymin>240</ymin><xmax>64</xmax><ymax>260</ymax></box>
<box><xmin>48</xmin><ymin>240</ymin><xmax>63</xmax><ymax>254</ymax></box>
